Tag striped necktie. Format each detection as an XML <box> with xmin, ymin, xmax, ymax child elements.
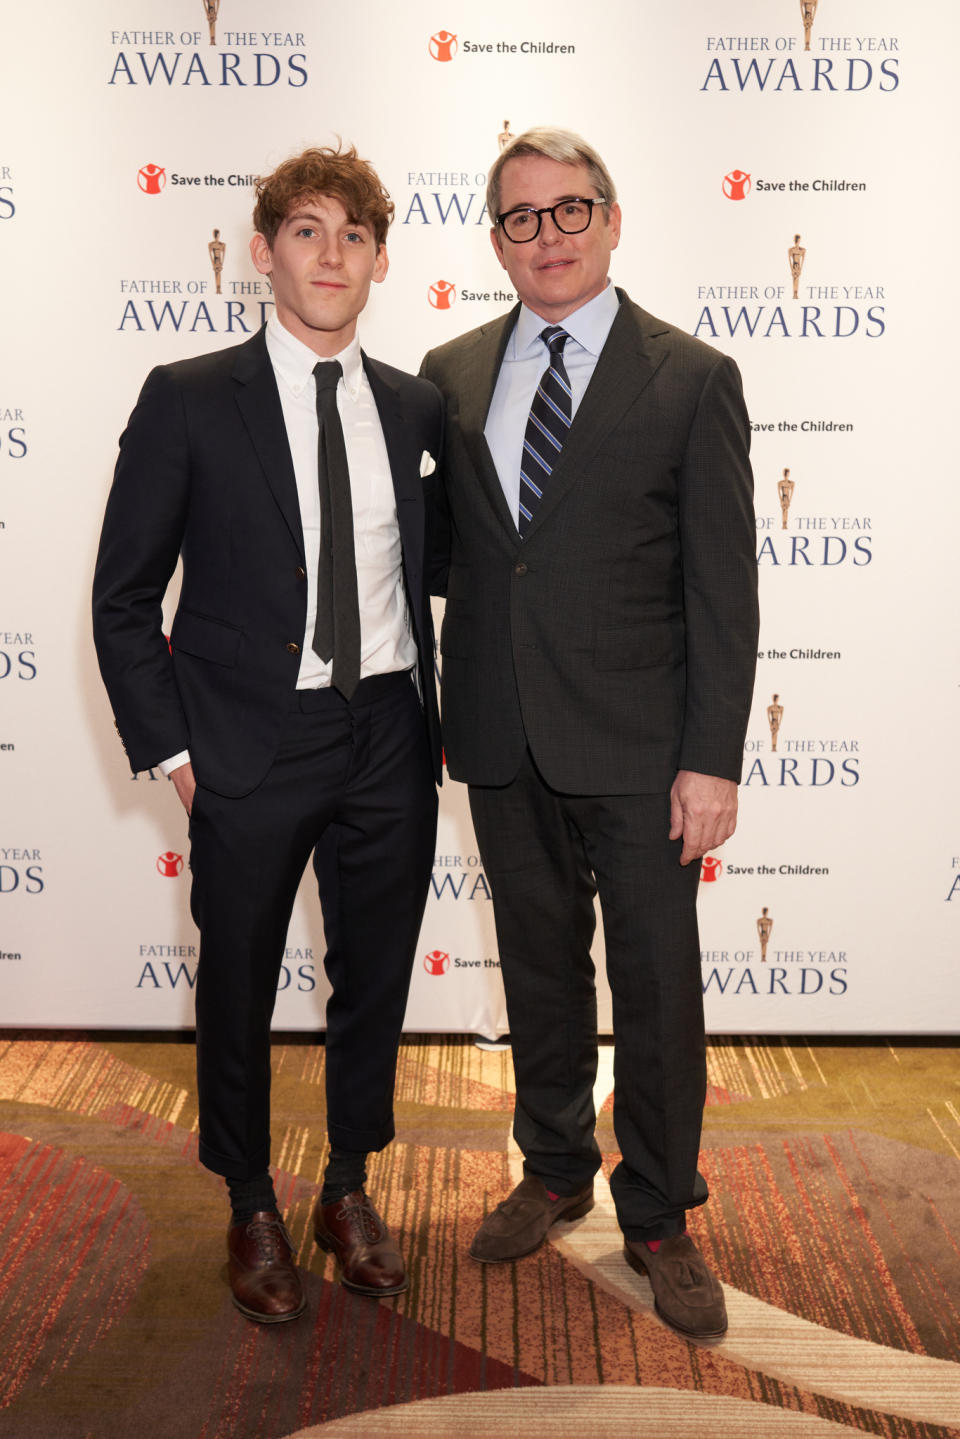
<box><xmin>518</xmin><ymin>325</ymin><xmax>572</xmax><ymax>537</ymax></box>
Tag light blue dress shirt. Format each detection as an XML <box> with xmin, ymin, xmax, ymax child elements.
<box><xmin>484</xmin><ymin>281</ymin><xmax>620</xmax><ymax>529</ymax></box>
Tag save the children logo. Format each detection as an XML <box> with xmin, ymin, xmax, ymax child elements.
<box><xmin>423</xmin><ymin>949</ymin><xmax>450</xmax><ymax>975</ymax></box>
<box><xmin>429</xmin><ymin>30</ymin><xmax>458</xmax><ymax>61</ymax></box>
<box><xmin>723</xmin><ymin>170</ymin><xmax>751</xmax><ymax>200</ymax></box>
<box><xmin>428</xmin><ymin>280</ymin><xmax>456</xmax><ymax>310</ymax></box>
<box><xmin>138</xmin><ymin>163</ymin><xmax>167</xmax><ymax>194</ymax></box>
<box><xmin>156</xmin><ymin>851</ymin><xmax>184</xmax><ymax>877</ymax></box>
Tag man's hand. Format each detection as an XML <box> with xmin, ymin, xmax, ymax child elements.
<box><xmin>169</xmin><ymin>761</ymin><xmax>197</xmax><ymax>816</ymax></box>
<box><xmin>669</xmin><ymin>770</ymin><xmax>738</xmax><ymax>867</ymax></box>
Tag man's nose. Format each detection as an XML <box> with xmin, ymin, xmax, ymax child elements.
<box><xmin>537</xmin><ymin>211</ymin><xmax>563</xmax><ymax>244</ymax></box>
<box><xmin>317</xmin><ymin>237</ymin><xmax>343</xmax><ymax>265</ymax></box>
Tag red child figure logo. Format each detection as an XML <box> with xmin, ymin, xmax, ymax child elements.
<box><xmin>138</xmin><ymin>164</ymin><xmax>166</xmax><ymax>195</ymax></box>
<box><xmin>429</xmin><ymin>30</ymin><xmax>458</xmax><ymax>60</ymax></box>
<box><xmin>722</xmin><ymin>170</ymin><xmax>751</xmax><ymax>201</ymax></box>
<box><xmin>428</xmin><ymin>280</ymin><xmax>456</xmax><ymax>310</ymax></box>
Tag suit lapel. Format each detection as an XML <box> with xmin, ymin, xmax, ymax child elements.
<box><xmin>456</xmin><ymin>308</ymin><xmax>521</xmax><ymax>542</ymax></box>
<box><xmin>363</xmin><ymin>354</ymin><xmax>416</xmax><ymax>503</ymax></box>
<box><xmin>522</xmin><ymin>295</ymin><xmax>669</xmax><ymax>543</ymax></box>
<box><xmin>232</xmin><ymin>329</ymin><xmax>304</xmax><ymax>559</ymax></box>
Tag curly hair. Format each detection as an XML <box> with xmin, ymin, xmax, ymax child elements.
<box><xmin>253</xmin><ymin>144</ymin><xmax>395</xmax><ymax>248</ymax></box>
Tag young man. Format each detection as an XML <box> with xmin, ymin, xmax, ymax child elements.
<box><xmin>94</xmin><ymin>145</ymin><xmax>443</xmax><ymax>1323</ymax></box>
<box><xmin>422</xmin><ymin>129</ymin><xmax>758</xmax><ymax>1340</ymax></box>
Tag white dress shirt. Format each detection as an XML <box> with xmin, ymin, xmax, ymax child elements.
<box><xmin>484</xmin><ymin>280</ymin><xmax>620</xmax><ymax>527</ymax></box>
<box><xmin>159</xmin><ymin>314</ymin><xmax>415</xmax><ymax>776</ymax></box>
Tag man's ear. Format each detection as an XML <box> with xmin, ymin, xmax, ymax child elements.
<box><xmin>250</xmin><ymin>231</ymin><xmax>273</xmax><ymax>276</ymax></box>
<box><xmin>372</xmin><ymin>243</ymin><xmax>389</xmax><ymax>284</ymax></box>
<box><xmin>490</xmin><ymin>226</ymin><xmax>507</xmax><ymax>271</ymax></box>
<box><xmin>606</xmin><ymin>201</ymin><xmax>622</xmax><ymax>250</ymax></box>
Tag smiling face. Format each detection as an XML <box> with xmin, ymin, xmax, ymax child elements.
<box><xmin>490</xmin><ymin>153</ymin><xmax>621</xmax><ymax>323</ymax></box>
<box><xmin>249</xmin><ymin>192</ymin><xmax>388</xmax><ymax>355</ymax></box>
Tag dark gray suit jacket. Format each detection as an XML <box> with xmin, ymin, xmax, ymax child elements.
<box><xmin>94</xmin><ymin>327</ymin><xmax>444</xmax><ymax>797</ymax></box>
<box><xmin>421</xmin><ymin>289</ymin><xmax>759</xmax><ymax>794</ymax></box>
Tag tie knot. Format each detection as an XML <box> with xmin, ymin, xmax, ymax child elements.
<box><xmin>540</xmin><ymin>326</ymin><xmax>568</xmax><ymax>357</ymax></box>
<box><xmin>313</xmin><ymin>360</ymin><xmax>343</xmax><ymax>393</ymax></box>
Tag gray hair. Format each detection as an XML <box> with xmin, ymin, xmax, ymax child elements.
<box><xmin>486</xmin><ymin>127</ymin><xmax>617</xmax><ymax>223</ymax></box>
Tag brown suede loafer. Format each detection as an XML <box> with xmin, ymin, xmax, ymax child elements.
<box><xmin>314</xmin><ymin>1189</ymin><xmax>407</xmax><ymax>1296</ymax></box>
<box><xmin>470</xmin><ymin>1174</ymin><xmax>595</xmax><ymax>1263</ymax></box>
<box><xmin>624</xmin><ymin>1233</ymin><xmax>728</xmax><ymax>1339</ymax></box>
<box><xmin>227</xmin><ymin>1210</ymin><xmax>306</xmax><ymax>1323</ymax></box>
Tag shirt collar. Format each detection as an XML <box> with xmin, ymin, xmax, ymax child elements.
<box><xmin>512</xmin><ymin>279</ymin><xmax>620</xmax><ymax>360</ymax></box>
<box><xmin>265</xmin><ymin>311</ymin><xmax>364</xmax><ymax>401</ymax></box>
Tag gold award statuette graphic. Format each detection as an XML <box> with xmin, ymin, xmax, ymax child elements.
<box><xmin>208</xmin><ymin>228</ymin><xmax>225</xmax><ymax>294</ymax></box>
<box><xmin>778</xmin><ymin>468</ymin><xmax>795</xmax><ymax>530</ymax></box>
<box><xmin>800</xmin><ymin>0</ymin><xmax>818</xmax><ymax>52</ymax></box>
<box><xmin>789</xmin><ymin>234</ymin><xmax>806</xmax><ymax>300</ymax></box>
<box><xmin>757</xmin><ymin>906</ymin><xmax>773</xmax><ymax>962</ymax></box>
<box><xmin>204</xmin><ymin>0</ymin><xmax>220</xmax><ymax>45</ymax></box>
<box><xmin>498</xmin><ymin>120</ymin><xmax>515</xmax><ymax>152</ymax></box>
<box><xmin>767</xmin><ymin>693</ymin><xmax>784</xmax><ymax>752</ymax></box>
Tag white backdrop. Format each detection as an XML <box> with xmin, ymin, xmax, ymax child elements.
<box><xmin>1</xmin><ymin>0</ymin><xmax>957</xmax><ymax>1033</ymax></box>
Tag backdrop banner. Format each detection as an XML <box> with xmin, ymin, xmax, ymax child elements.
<box><xmin>1</xmin><ymin>0</ymin><xmax>956</xmax><ymax>1033</ymax></box>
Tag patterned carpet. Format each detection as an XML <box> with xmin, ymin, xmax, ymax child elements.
<box><xmin>0</xmin><ymin>1033</ymin><xmax>957</xmax><ymax>1438</ymax></box>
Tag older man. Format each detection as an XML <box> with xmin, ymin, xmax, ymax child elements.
<box><xmin>422</xmin><ymin>128</ymin><xmax>758</xmax><ymax>1340</ymax></box>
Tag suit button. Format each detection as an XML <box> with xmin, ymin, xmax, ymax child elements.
<box><xmin>514</xmin><ymin>561</ymin><xmax>528</xmax><ymax>576</ymax></box>
<box><xmin>286</xmin><ymin>642</ymin><xmax>301</xmax><ymax>655</ymax></box>
<box><xmin>295</xmin><ymin>566</ymin><xmax>306</xmax><ymax>580</ymax></box>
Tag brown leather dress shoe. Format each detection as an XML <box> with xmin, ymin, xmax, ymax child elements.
<box><xmin>624</xmin><ymin>1233</ymin><xmax>728</xmax><ymax>1339</ymax></box>
<box><xmin>470</xmin><ymin>1174</ymin><xmax>595</xmax><ymax>1263</ymax></box>
<box><xmin>227</xmin><ymin>1210</ymin><xmax>306</xmax><ymax>1323</ymax></box>
<box><xmin>313</xmin><ymin>1190</ymin><xmax>407</xmax><ymax>1296</ymax></box>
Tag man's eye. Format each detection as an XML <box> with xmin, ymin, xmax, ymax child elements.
<box><xmin>512</xmin><ymin>212</ymin><xmax>534</xmax><ymax>228</ymax></box>
<box><xmin>296</xmin><ymin>227</ymin><xmax>316</xmax><ymax>238</ymax></box>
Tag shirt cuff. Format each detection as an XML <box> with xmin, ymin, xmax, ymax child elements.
<box><xmin>158</xmin><ymin>750</ymin><xmax>191</xmax><ymax>777</ymax></box>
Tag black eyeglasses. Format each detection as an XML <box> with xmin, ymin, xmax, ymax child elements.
<box><xmin>496</xmin><ymin>197</ymin><xmax>607</xmax><ymax>243</ymax></box>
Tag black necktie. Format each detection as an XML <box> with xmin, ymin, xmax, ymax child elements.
<box><xmin>518</xmin><ymin>326</ymin><xmax>572</xmax><ymax>537</ymax></box>
<box><xmin>312</xmin><ymin>361</ymin><xmax>360</xmax><ymax>700</ymax></box>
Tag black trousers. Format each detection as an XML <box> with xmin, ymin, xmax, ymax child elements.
<box><xmin>188</xmin><ymin>672</ymin><xmax>437</xmax><ymax>1180</ymax></box>
<box><xmin>469</xmin><ymin>749</ymin><xmax>707</xmax><ymax>1242</ymax></box>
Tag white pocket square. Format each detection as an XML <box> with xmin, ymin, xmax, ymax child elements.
<box><xmin>420</xmin><ymin>450</ymin><xmax>437</xmax><ymax>477</ymax></box>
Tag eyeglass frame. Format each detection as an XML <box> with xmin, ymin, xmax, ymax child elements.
<box><xmin>495</xmin><ymin>196</ymin><xmax>608</xmax><ymax>243</ymax></box>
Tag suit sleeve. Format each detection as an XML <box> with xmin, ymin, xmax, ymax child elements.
<box><xmin>676</xmin><ymin>354</ymin><xmax>759</xmax><ymax>781</ymax></box>
<box><xmin>419</xmin><ymin>349</ymin><xmax>450</xmax><ymax>598</ymax></box>
<box><xmin>92</xmin><ymin>365</ymin><xmax>192</xmax><ymax>774</ymax></box>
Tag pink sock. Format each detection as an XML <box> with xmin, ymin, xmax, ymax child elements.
<box><xmin>645</xmin><ymin>1228</ymin><xmax>687</xmax><ymax>1253</ymax></box>
<box><xmin>545</xmin><ymin>1189</ymin><xmax>560</xmax><ymax>1201</ymax></box>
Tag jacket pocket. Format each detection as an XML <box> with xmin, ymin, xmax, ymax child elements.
<box><xmin>171</xmin><ymin>609</ymin><xmax>242</xmax><ymax>667</ymax></box>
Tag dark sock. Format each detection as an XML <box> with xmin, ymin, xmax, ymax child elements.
<box><xmin>320</xmin><ymin>1147</ymin><xmax>368</xmax><ymax>1205</ymax></box>
<box><xmin>226</xmin><ymin>1171</ymin><xmax>278</xmax><ymax>1225</ymax></box>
